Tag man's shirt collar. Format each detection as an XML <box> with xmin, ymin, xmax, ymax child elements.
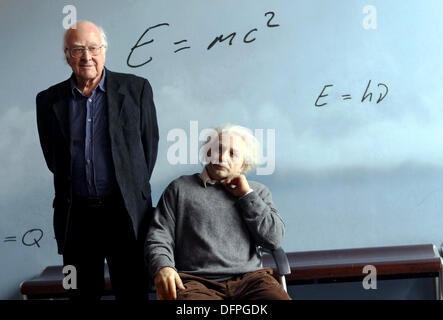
<box><xmin>70</xmin><ymin>68</ymin><xmax>106</xmax><ymax>97</ymax></box>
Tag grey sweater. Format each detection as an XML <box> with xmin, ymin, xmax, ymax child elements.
<box><xmin>146</xmin><ymin>173</ymin><xmax>285</xmax><ymax>281</ymax></box>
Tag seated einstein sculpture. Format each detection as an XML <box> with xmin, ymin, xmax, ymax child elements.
<box><xmin>146</xmin><ymin>124</ymin><xmax>290</xmax><ymax>300</ymax></box>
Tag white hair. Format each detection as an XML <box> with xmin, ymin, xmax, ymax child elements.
<box><xmin>200</xmin><ymin>124</ymin><xmax>260</xmax><ymax>174</ymax></box>
<box><xmin>99</xmin><ymin>26</ymin><xmax>108</xmax><ymax>47</ymax></box>
<box><xmin>63</xmin><ymin>23</ymin><xmax>108</xmax><ymax>60</ymax></box>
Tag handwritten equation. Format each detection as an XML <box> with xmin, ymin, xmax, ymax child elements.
<box><xmin>315</xmin><ymin>80</ymin><xmax>389</xmax><ymax>107</ymax></box>
<box><xmin>3</xmin><ymin>228</ymin><xmax>44</xmax><ymax>248</ymax></box>
<box><xmin>127</xmin><ymin>11</ymin><xmax>280</xmax><ymax>68</ymax></box>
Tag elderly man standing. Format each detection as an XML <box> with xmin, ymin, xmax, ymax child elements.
<box><xmin>36</xmin><ymin>21</ymin><xmax>159</xmax><ymax>300</ymax></box>
<box><xmin>146</xmin><ymin>124</ymin><xmax>290</xmax><ymax>300</ymax></box>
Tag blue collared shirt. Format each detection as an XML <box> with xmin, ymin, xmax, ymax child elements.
<box><xmin>69</xmin><ymin>69</ymin><xmax>119</xmax><ymax>198</ymax></box>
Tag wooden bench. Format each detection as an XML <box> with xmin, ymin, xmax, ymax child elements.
<box><xmin>21</xmin><ymin>244</ymin><xmax>442</xmax><ymax>299</ymax></box>
<box><xmin>262</xmin><ymin>243</ymin><xmax>442</xmax><ymax>299</ymax></box>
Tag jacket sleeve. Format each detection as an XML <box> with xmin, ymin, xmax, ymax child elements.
<box><xmin>36</xmin><ymin>91</ymin><xmax>55</xmax><ymax>173</ymax></box>
<box><xmin>236</xmin><ymin>184</ymin><xmax>285</xmax><ymax>250</ymax></box>
<box><xmin>140</xmin><ymin>79</ymin><xmax>159</xmax><ymax>182</ymax></box>
<box><xmin>145</xmin><ymin>183</ymin><xmax>177</xmax><ymax>278</ymax></box>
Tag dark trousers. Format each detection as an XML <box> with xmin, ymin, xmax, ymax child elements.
<box><xmin>63</xmin><ymin>193</ymin><xmax>145</xmax><ymax>300</ymax></box>
<box><xmin>177</xmin><ymin>268</ymin><xmax>291</xmax><ymax>300</ymax></box>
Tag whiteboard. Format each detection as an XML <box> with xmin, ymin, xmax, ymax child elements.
<box><xmin>0</xmin><ymin>0</ymin><xmax>442</xmax><ymax>299</ymax></box>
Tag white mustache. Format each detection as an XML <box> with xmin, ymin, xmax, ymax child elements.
<box><xmin>211</xmin><ymin>163</ymin><xmax>229</xmax><ymax>169</ymax></box>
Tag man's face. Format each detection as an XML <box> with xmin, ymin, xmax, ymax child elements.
<box><xmin>205</xmin><ymin>133</ymin><xmax>246</xmax><ymax>181</ymax></box>
<box><xmin>65</xmin><ymin>24</ymin><xmax>106</xmax><ymax>83</ymax></box>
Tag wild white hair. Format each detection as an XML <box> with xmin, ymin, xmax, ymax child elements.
<box><xmin>62</xmin><ymin>22</ymin><xmax>108</xmax><ymax>60</ymax></box>
<box><xmin>200</xmin><ymin>124</ymin><xmax>260</xmax><ymax>174</ymax></box>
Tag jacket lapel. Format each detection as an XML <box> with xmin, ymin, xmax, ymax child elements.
<box><xmin>105</xmin><ymin>68</ymin><xmax>127</xmax><ymax>135</ymax></box>
<box><xmin>52</xmin><ymin>79</ymin><xmax>71</xmax><ymax>145</ymax></box>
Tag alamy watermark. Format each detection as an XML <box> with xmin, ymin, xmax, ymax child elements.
<box><xmin>62</xmin><ymin>5</ymin><xmax>77</xmax><ymax>30</ymax></box>
<box><xmin>166</xmin><ymin>121</ymin><xmax>276</xmax><ymax>175</ymax></box>
<box><xmin>362</xmin><ymin>5</ymin><xmax>377</xmax><ymax>30</ymax></box>
<box><xmin>362</xmin><ymin>265</ymin><xmax>377</xmax><ymax>290</ymax></box>
<box><xmin>62</xmin><ymin>265</ymin><xmax>77</xmax><ymax>290</ymax></box>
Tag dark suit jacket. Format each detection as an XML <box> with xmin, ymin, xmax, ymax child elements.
<box><xmin>36</xmin><ymin>67</ymin><xmax>159</xmax><ymax>254</ymax></box>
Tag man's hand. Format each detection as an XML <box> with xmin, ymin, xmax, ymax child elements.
<box><xmin>154</xmin><ymin>267</ymin><xmax>185</xmax><ymax>300</ymax></box>
<box><xmin>221</xmin><ymin>174</ymin><xmax>252</xmax><ymax>197</ymax></box>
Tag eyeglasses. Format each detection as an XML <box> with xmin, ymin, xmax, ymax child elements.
<box><xmin>66</xmin><ymin>45</ymin><xmax>105</xmax><ymax>58</ymax></box>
